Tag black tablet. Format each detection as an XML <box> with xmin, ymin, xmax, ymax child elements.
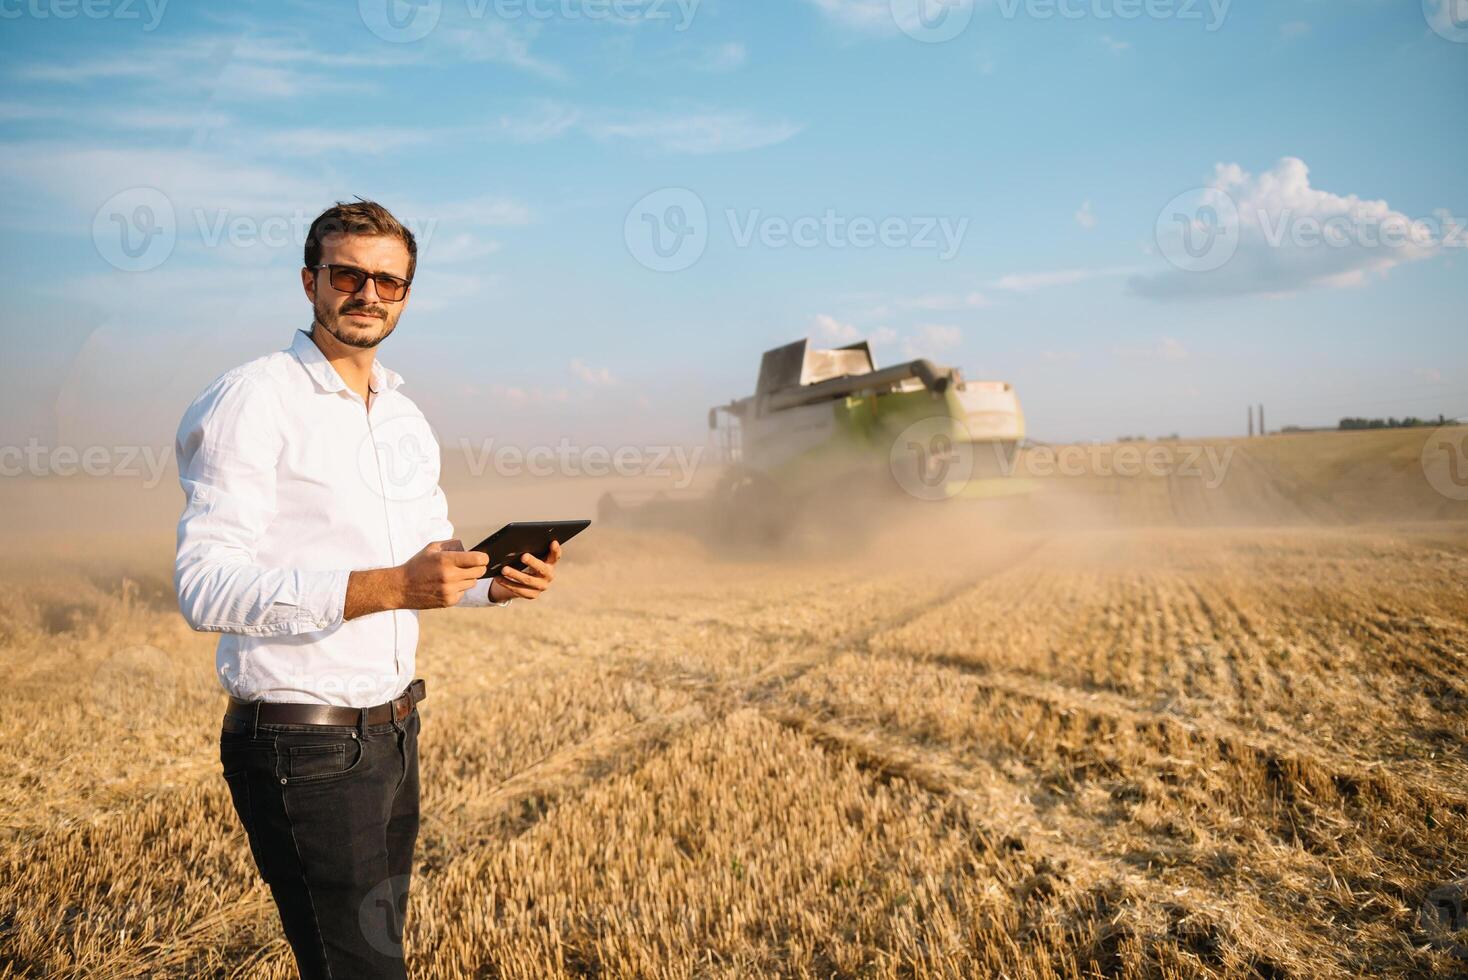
<box><xmin>467</xmin><ymin>520</ymin><xmax>591</xmax><ymax>578</ymax></box>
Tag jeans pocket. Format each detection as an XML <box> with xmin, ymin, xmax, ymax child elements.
<box><xmin>222</xmin><ymin>768</ymin><xmax>252</xmax><ymax>828</ymax></box>
<box><xmin>280</xmin><ymin>734</ymin><xmax>364</xmax><ymax>784</ymax></box>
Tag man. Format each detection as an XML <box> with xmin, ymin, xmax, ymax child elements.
<box><xmin>173</xmin><ymin>199</ymin><xmax>560</xmax><ymax>978</ymax></box>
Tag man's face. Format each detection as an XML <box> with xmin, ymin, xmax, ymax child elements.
<box><xmin>302</xmin><ymin>234</ymin><xmax>412</xmax><ymax>350</ymax></box>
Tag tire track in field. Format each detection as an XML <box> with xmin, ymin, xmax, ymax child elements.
<box><xmin>411</xmin><ymin>537</ymin><xmax>1054</xmax><ymax>928</ymax></box>
<box><xmin>885</xmin><ymin>652</ymin><xmax>1468</xmax><ymax>823</ymax></box>
<box><xmin>757</xmin><ymin>703</ymin><xmax>1344</xmax><ymax>979</ymax></box>
<box><xmin>770</xmin><ymin>656</ymin><xmax>1465</xmax><ymax>976</ymax></box>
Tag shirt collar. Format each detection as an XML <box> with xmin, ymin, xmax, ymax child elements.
<box><xmin>290</xmin><ymin>327</ymin><xmax>404</xmax><ymax>395</ymax></box>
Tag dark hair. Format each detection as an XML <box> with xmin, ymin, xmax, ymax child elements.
<box><xmin>304</xmin><ymin>198</ymin><xmax>417</xmax><ymax>280</ymax></box>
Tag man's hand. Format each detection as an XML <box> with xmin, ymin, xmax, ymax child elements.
<box><xmin>345</xmin><ymin>539</ymin><xmax>488</xmax><ymax>620</ymax></box>
<box><xmin>403</xmin><ymin>539</ymin><xmax>491</xmax><ymax>608</ymax></box>
<box><xmin>489</xmin><ymin>539</ymin><xmax>561</xmax><ymax>603</ymax></box>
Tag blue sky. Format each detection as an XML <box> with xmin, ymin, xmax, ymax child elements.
<box><xmin>1</xmin><ymin>0</ymin><xmax>1465</xmax><ymax>453</ymax></box>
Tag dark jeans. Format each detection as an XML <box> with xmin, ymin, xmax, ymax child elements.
<box><xmin>219</xmin><ymin>705</ymin><xmax>421</xmax><ymax>979</ymax></box>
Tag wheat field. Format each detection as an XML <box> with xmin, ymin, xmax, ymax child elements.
<box><xmin>2</xmin><ymin>428</ymin><xmax>1466</xmax><ymax>978</ymax></box>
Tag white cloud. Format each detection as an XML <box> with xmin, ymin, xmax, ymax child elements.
<box><xmin>105</xmin><ymin>108</ymin><xmax>235</xmax><ymax>131</ymax></box>
<box><xmin>13</xmin><ymin>58</ymin><xmax>157</xmax><ymax>84</ymax></box>
<box><xmin>1100</xmin><ymin>34</ymin><xmax>1132</xmax><ymax>53</ymax></box>
<box><xmin>804</xmin><ymin>0</ymin><xmax>897</xmax><ymax>31</ymax></box>
<box><xmin>0</xmin><ymin>102</ymin><xmax>67</xmax><ymax>121</ymax></box>
<box><xmin>911</xmin><ymin>291</ymin><xmax>989</xmax><ymax>311</ymax></box>
<box><xmin>695</xmin><ymin>42</ymin><xmax>749</xmax><ymax>72</ymax></box>
<box><xmin>813</xmin><ymin>313</ymin><xmax>861</xmax><ymax>342</ymax></box>
<box><xmin>2</xmin><ymin>143</ymin><xmax>325</xmax><ymax>219</ymax></box>
<box><xmin>994</xmin><ymin>266</ymin><xmax>1135</xmax><ymax>292</ymax></box>
<box><xmin>11</xmin><ymin>34</ymin><xmax>380</xmax><ymax>98</ymax></box>
<box><xmin>489</xmin><ymin>384</ymin><xmax>571</xmax><ymax>408</ymax></box>
<box><xmin>1075</xmin><ymin>200</ymin><xmax>1097</xmax><ymax>229</ymax></box>
<box><xmin>1158</xmin><ymin>336</ymin><xmax>1189</xmax><ymax>361</ymax></box>
<box><xmin>492</xmin><ymin>101</ymin><xmax>582</xmax><ymax>143</ymax></box>
<box><xmin>586</xmin><ymin>110</ymin><xmax>802</xmax><ymax>154</ymax></box>
<box><xmin>438</xmin><ymin>23</ymin><xmax>566</xmax><ymax>81</ymax></box>
<box><xmin>806</xmin><ymin>0</ymin><xmax>978</xmax><ymax>36</ymax></box>
<box><xmin>255</xmin><ymin>128</ymin><xmax>434</xmax><ymax>156</ymax></box>
<box><xmin>570</xmin><ymin>359</ymin><xmax>615</xmax><ymax>386</ymax></box>
<box><xmin>904</xmin><ymin>324</ymin><xmax>962</xmax><ymax>358</ymax></box>
<box><xmin>211</xmin><ymin>62</ymin><xmax>367</xmax><ymax>100</ymax></box>
<box><xmin>1131</xmin><ymin>157</ymin><xmax>1442</xmax><ymax>300</ymax></box>
<box><xmin>421</xmin><ymin>232</ymin><xmax>502</xmax><ymax>264</ymax></box>
<box><xmin>861</xmin><ymin>291</ymin><xmax>988</xmax><ymax>318</ymax></box>
<box><xmin>425</xmin><ymin>195</ymin><xmax>534</xmax><ymax>227</ymax></box>
<box><xmin>814</xmin><ymin>315</ymin><xmax>960</xmax><ymax>362</ymax></box>
<box><xmin>1112</xmin><ymin>336</ymin><xmax>1189</xmax><ymax>362</ymax></box>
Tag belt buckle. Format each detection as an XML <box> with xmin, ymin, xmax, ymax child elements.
<box><xmin>393</xmin><ymin>692</ymin><xmax>412</xmax><ymax>723</ymax></box>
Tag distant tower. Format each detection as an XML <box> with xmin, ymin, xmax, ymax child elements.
<box><xmin>1248</xmin><ymin>406</ymin><xmax>1255</xmax><ymax>437</ymax></box>
<box><xmin>1259</xmin><ymin>404</ymin><xmax>1266</xmax><ymax>436</ymax></box>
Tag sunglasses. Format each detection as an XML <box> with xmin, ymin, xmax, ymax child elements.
<box><xmin>310</xmin><ymin>264</ymin><xmax>412</xmax><ymax>303</ymax></box>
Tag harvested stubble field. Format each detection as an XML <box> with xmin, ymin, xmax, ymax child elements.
<box><xmin>2</xmin><ymin>427</ymin><xmax>1466</xmax><ymax>978</ymax></box>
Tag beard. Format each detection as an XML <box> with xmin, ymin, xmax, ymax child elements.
<box><xmin>314</xmin><ymin>295</ymin><xmax>400</xmax><ymax>349</ymax></box>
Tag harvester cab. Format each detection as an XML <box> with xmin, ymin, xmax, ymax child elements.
<box><xmin>704</xmin><ymin>338</ymin><xmax>1027</xmax><ymax>539</ymax></box>
<box><xmin>599</xmin><ymin>337</ymin><xmax>1026</xmax><ymax>541</ymax></box>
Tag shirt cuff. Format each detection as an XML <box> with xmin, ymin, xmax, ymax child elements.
<box><xmin>459</xmin><ymin>574</ymin><xmax>511</xmax><ymax>608</ymax></box>
<box><xmin>312</xmin><ymin>568</ymin><xmax>353</xmax><ymax>630</ymax></box>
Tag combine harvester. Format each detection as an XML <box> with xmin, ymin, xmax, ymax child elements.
<box><xmin>600</xmin><ymin>337</ymin><xmax>1030</xmax><ymax>542</ymax></box>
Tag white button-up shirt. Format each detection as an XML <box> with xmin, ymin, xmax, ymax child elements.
<box><xmin>174</xmin><ymin>326</ymin><xmax>504</xmax><ymax>708</ymax></box>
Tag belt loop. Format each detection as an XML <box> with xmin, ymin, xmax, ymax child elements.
<box><xmin>358</xmin><ymin>705</ymin><xmax>369</xmax><ymax>739</ymax></box>
<box><xmin>250</xmin><ymin>699</ymin><xmax>262</xmax><ymax>740</ymax></box>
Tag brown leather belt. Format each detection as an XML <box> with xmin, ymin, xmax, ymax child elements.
<box><xmin>225</xmin><ymin>678</ymin><xmax>426</xmax><ymax>728</ymax></box>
